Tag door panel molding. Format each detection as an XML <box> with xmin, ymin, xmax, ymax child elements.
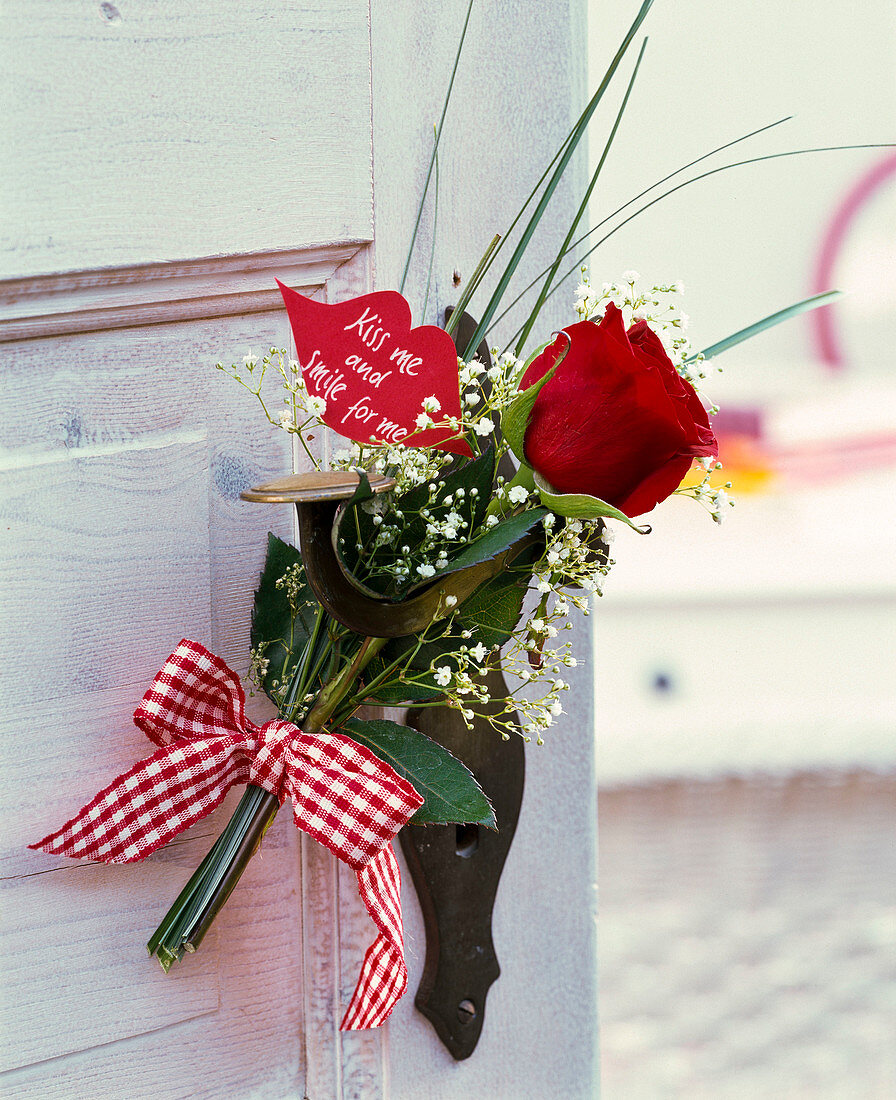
<box><xmin>0</xmin><ymin>242</ymin><xmax>371</xmax><ymax>342</ymax></box>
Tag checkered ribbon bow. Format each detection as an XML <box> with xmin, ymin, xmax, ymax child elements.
<box><xmin>31</xmin><ymin>639</ymin><xmax>423</xmax><ymax>1030</ymax></box>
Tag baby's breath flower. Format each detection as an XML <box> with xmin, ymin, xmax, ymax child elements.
<box><xmin>434</xmin><ymin>667</ymin><xmax>452</xmax><ymax>687</ymax></box>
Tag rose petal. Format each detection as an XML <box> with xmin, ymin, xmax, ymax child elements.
<box><xmin>523</xmin><ymin>320</ymin><xmax>687</xmax><ymax>504</ymax></box>
<box><xmin>521</xmin><ymin>306</ymin><xmax>718</xmax><ymax>516</ymax></box>
<box><xmin>628</xmin><ymin>321</ymin><xmax>717</xmax><ymax>455</ymax></box>
<box><xmin>614</xmin><ymin>454</ymin><xmax>695</xmax><ymax>518</ymax></box>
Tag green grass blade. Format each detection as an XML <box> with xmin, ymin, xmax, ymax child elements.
<box><xmin>691</xmin><ymin>290</ymin><xmax>843</xmax><ymax>361</ymax></box>
<box><xmin>446</xmin><ymin>121</ymin><xmax>584</xmax><ymax>335</ymax></box>
<box><xmin>540</xmin><ymin>143</ymin><xmax>894</xmax><ymax>316</ymax></box>
<box><xmin>445</xmin><ymin>233</ymin><xmax>502</xmax><ymax>338</ymax></box>
<box><xmin>512</xmin><ymin>141</ymin><xmax>888</xmax><ymax>336</ymax></box>
<box><xmin>487</xmin><ymin>116</ymin><xmax>793</xmax><ymax>338</ymax></box>
<box><xmin>460</xmin><ymin>0</ymin><xmax>655</xmax><ymax>360</ymax></box>
<box><xmin>148</xmin><ymin>785</ymin><xmax>271</xmax><ymax>965</ymax></box>
<box><xmin>422</xmin><ymin>127</ymin><xmax>440</xmax><ymax>320</ymax></box>
<box><xmin>147</xmin><ymin>849</ymin><xmax>219</xmax><ymax>956</ymax></box>
<box><xmin>400</xmin><ymin>0</ymin><xmax>475</xmax><ymax>294</ymax></box>
<box><xmin>513</xmin><ymin>37</ymin><xmax>648</xmax><ymax>355</ymax></box>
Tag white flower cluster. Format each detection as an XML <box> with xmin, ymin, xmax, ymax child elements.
<box><xmin>216</xmin><ymin>347</ymin><xmax>329</xmax><ymax>468</ymax></box>
<box><xmin>356</xmin><ymin>477</ymin><xmax>483</xmax><ymax>589</ymax></box>
<box><xmin>498</xmin><ymin>481</ymin><xmax>534</xmax><ymax>509</ymax></box>
<box><xmin>246</xmin><ymin>644</ymin><xmax>271</xmax><ymax>696</ymax></box>
<box><xmin>275</xmin><ymin>561</ymin><xmax>312</xmax><ymax>612</ymax></box>
<box><xmin>331</xmin><ymin>437</ymin><xmax>453</xmax><ymax>494</ymax></box>
<box><xmin>416</xmin><ymin>511</ymin><xmax>612</xmax><ymax>743</ymax></box>
<box><xmin>425</xmin><ymin>609</ymin><xmax>579</xmax><ymax>744</ymax></box>
<box><xmin>675</xmin><ymin>459</ymin><xmax>734</xmax><ymax>523</ymax></box>
<box><xmin>403</xmin><ymin>351</ymin><xmax>525</xmax><ymax>452</ymax></box>
<box><xmin>573</xmin><ymin>268</ymin><xmax>697</xmax><ymax>378</ymax></box>
<box><xmin>534</xmin><ymin>513</ymin><xmax>613</xmax><ymax>601</ymax></box>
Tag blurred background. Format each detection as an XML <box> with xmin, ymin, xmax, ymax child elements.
<box><xmin>585</xmin><ymin>2</ymin><xmax>895</xmax><ymax>1096</ymax></box>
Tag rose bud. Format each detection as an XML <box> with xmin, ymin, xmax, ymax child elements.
<box><xmin>520</xmin><ymin>303</ymin><xmax>718</xmax><ymax>518</ymax></box>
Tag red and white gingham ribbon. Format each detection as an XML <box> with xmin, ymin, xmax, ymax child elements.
<box><xmin>31</xmin><ymin>639</ymin><xmax>423</xmax><ymax>1030</ymax></box>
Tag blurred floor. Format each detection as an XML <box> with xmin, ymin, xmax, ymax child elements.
<box><xmin>598</xmin><ymin>771</ymin><xmax>896</xmax><ymax>1099</ymax></box>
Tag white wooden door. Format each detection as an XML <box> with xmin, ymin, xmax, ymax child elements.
<box><xmin>2</xmin><ymin>2</ymin><xmax>600</xmax><ymax>1097</ymax></box>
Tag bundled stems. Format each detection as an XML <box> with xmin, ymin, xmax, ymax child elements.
<box><xmin>148</xmin><ymin>633</ymin><xmax>388</xmax><ymax>969</ymax></box>
<box><xmin>147</xmin><ymin>785</ymin><xmax>280</xmax><ymax>968</ymax></box>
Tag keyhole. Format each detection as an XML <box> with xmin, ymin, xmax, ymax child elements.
<box><xmin>651</xmin><ymin>669</ymin><xmax>675</xmax><ymax>695</ymax></box>
<box><xmin>455</xmin><ymin>823</ymin><xmax>479</xmax><ymax>858</ymax></box>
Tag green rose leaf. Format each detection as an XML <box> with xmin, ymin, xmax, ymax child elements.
<box><xmin>340</xmin><ymin>718</ymin><xmax>496</xmax><ymax>827</ymax></box>
<box><xmin>344</xmin><ymin>469</ymin><xmax>375</xmax><ymax>509</ymax></box>
<box><xmin>451</xmin><ymin>550</ymin><xmax>539</xmax><ymax>648</ymax></box>
<box><xmin>406</xmin><ymin>506</ymin><xmax>548</xmax><ymax>591</ymax></box>
<box><xmin>363</xmin><ymin>540</ymin><xmax>538</xmax><ymax>703</ymax></box>
<box><xmin>500</xmin><ymin>334</ymin><xmax>569</xmax><ymax>462</ymax></box>
<box><xmin>251</xmin><ymin>533</ymin><xmax>320</xmax><ymax>701</ymax></box>
<box><xmin>533</xmin><ymin>473</ymin><xmax>651</xmax><ymax>533</ymax></box>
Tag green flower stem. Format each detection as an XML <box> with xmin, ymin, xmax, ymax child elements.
<box><xmin>180</xmin><ymin>786</ymin><xmax>280</xmax><ymax>954</ymax></box>
<box><xmin>149</xmin><ymin>632</ymin><xmax>389</xmax><ymax>970</ymax></box>
<box><xmin>338</xmin><ymin>619</ymin><xmax>445</xmax><ymax>713</ymax></box>
<box><xmin>304</xmin><ymin>635</ymin><xmax>389</xmax><ymax>731</ymax></box>
<box><xmin>281</xmin><ymin>606</ymin><xmax>327</xmax><ymax>720</ymax></box>
<box><xmin>148</xmin><ymin>783</ymin><xmax>277</xmax><ymax>969</ymax></box>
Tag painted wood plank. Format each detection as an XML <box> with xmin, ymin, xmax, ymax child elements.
<box><xmin>369</xmin><ymin>0</ymin><xmax>601</xmax><ymax>1094</ymax></box>
<box><xmin>0</xmin><ymin>865</ymin><xmax>221</xmax><ymax>1072</ymax></box>
<box><xmin>0</xmin><ymin>307</ymin><xmax>303</xmax><ymax>676</ymax></box>
<box><xmin>384</xmin><ymin>631</ymin><xmax>601</xmax><ymax>1100</ymax></box>
<box><xmin>0</xmin><ymin>808</ymin><xmax>305</xmax><ymax>1099</ymax></box>
<box><xmin>0</xmin><ymin>311</ymin><xmax>294</xmax><ymax>457</ymax></box>
<box><xmin>0</xmin><ymin>294</ymin><xmax>321</xmax><ymax>1091</ymax></box>
<box><xmin>0</xmin><ymin>440</ymin><xmax>213</xmax><ymax>710</ymax></box>
<box><xmin>204</xmin><ymin>309</ymin><xmax>300</xmax><ymax>669</ymax></box>
<box><xmin>1</xmin><ymin>2</ymin><xmax>373</xmax><ymax>279</ymax></box>
<box><xmin>301</xmin><ymin>837</ymin><xmax>344</xmax><ymax>1099</ymax></box>
<box><xmin>2</xmin><ymin>682</ymin><xmax>222</xmax><ymax>880</ymax></box>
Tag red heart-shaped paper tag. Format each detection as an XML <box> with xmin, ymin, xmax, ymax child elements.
<box><xmin>278</xmin><ymin>282</ymin><xmax>472</xmax><ymax>457</ymax></box>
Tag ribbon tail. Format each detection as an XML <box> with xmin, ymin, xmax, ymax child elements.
<box><xmin>30</xmin><ymin>737</ymin><xmax>250</xmax><ymax>864</ymax></box>
<box><xmin>280</xmin><ymin>730</ymin><xmax>423</xmax><ymax>1029</ymax></box>
<box><xmin>340</xmin><ymin>843</ymin><xmax>408</xmax><ymax>1030</ymax></box>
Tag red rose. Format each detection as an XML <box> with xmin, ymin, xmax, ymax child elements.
<box><xmin>520</xmin><ymin>303</ymin><xmax>718</xmax><ymax>517</ymax></box>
